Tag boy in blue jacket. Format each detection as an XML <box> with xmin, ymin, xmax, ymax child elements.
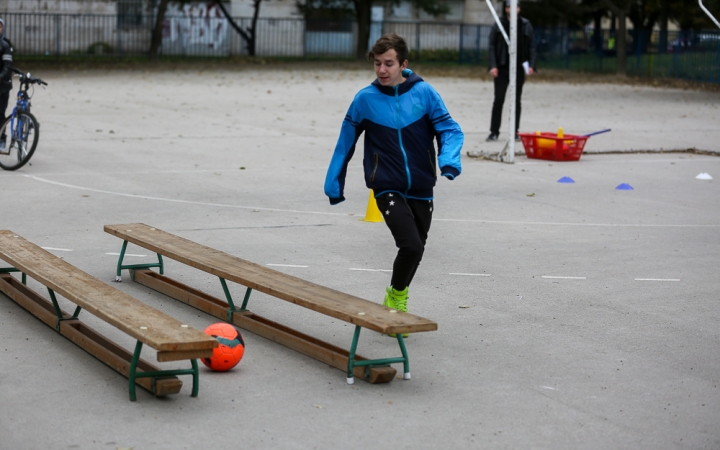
<box><xmin>324</xmin><ymin>33</ymin><xmax>463</xmax><ymax>321</ymax></box>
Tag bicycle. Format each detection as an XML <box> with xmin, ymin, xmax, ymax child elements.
<box><xmin>0</xmin><ymin>68</ymin><xmax>47</xmax><ymax>171</ymax></box>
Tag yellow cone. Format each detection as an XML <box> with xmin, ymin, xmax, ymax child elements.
<box><xmin>360</xmin><ymin>190</ymin><xmax>383</xmax><ymax>222</ymax></box>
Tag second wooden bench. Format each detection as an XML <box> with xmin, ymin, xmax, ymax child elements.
<box><xmin>105</xmin><ymin>223</ymin><xmax>438</xmax><ymax>384</ymax></box>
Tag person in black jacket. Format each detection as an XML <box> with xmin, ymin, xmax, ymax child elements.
<box><xmin>487</xmin><ymin>0</ymin><xmax>536</xmax><ymax>142</ymax></box>
<box><xmin>0</xmin><ymin>18</ymin><xmax>13</xmax><ymax>151</ymax></box>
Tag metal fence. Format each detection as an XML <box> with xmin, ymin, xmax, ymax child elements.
<box><xmin>3</xmin><ymin>13</ymin><xmax>719</xmax><ymax>83</ymax></box>
<box><xmin>525</xmin><ymin>28</ymin><xmax>720</xmax><ymax>83</ymax></box>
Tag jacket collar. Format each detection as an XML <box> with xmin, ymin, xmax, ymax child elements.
<box><xmin>371</xmin><ymin>72</ymin><xmax>423</xmax><ymax>96</ymax></box>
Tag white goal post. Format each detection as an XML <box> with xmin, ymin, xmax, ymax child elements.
<box><xmin>475</xmin><ymin>0</ymin><xmax>518</xmax><ymax>163</ymax></box>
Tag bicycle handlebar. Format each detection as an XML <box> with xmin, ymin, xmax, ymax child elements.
<box><xmin>11</xmin><ymin>67</ymin><xmax>48</xmax><ymax>86</ymax></box>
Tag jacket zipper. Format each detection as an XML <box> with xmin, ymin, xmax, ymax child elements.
<box><xmin>395</xmin><ymin>85</ymin><xmax>411</xmax><ymax>192</ymax></box>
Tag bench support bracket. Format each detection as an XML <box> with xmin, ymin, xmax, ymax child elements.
<box><xmin>346</xmin><ymin>325</ymin><xmax>411</xmax><ymax>385</ymax></box>
<box><xmin>114</xmin><ymin>240</ymin><xmax>164</xmax><ymax>282</ymax></box>
<box><xmin>219</xmin><ymin>277</ymin><xmax>252</xmax><ymax>322</ymax></box>
<box><xmin>128</xmin><ymin>341</ymin><xmax>200</xmax><ymax>402</ymax></box>
<box><xmin>0</xmin><ymin>267</ymin><xmax>26</xmax><ymax>284</ymax></box>
<box><xmin>47</xmin><ymin>288</ymin><xmax>82</xmax><ymax>332</ymax></box>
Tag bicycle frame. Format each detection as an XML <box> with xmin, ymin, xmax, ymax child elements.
<box><xmin>7</xmin><ymin>81</ymin><xmax>32</xmax><ymax>146</ymax></box>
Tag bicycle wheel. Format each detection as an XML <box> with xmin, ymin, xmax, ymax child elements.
<box><xmin>0</xmin><ymin>111</ymin><xmax>39</xmax><ymax>171</ymax></box>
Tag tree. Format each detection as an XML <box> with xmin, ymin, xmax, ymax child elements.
<box><xmin>149</xmin><ymin>1</ymin><xmax>264</xmax><ymax>58</ymax></box>
<box><xmin>602</xmin><ymin>0</ymin><xmax>630</xmax><ymax>74</ymax></box>
<box><xmin>626</xmin><ymin>0</ymin><xmax>661</xmax><ymax>54</ymax></box>
<box><xmin>215</xmin><ymin>0</ymin><xmax>263</xmax><ymax>56</ymax></box>
<box><xmin>520</xmin><ymin>0</ymin><xmax>586</xmax><ymax>27</ymax></box>
<box><xmin>149</xmin><ymin>0</ymin><xmax>171</xmax><ymax>58</ymax></box>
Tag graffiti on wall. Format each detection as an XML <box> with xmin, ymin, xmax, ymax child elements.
<box><xmin>162</xmin><ymin>2</ymin><xmax>229</xmax><ymax>55</ymax></box>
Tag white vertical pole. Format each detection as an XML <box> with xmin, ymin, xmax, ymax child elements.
<box><xmin>505</xmin><ymin>0</ymin><xmax>517</xmax><ymax>163</ymax></box>
<box><xmin>699</xmin><ymin>0</ymin><xmax>720</xmax><ymax>29</ymax></box>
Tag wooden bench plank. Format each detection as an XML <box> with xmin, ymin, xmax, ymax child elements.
<box><xmin>104</xmin><ymin>223</ymin><xmax>438</xmax><ymax>335</ymax></box>
<box><xmin>0</xmin><ymin>230</ymin><xmax>217</xmax><ymax>353</ymax></box>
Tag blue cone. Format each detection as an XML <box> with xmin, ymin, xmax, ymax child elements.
<box><xmin>558</xmin><ymin>177</ymin><xmax>575</xmax><ymax>183</ymax></box>
<box><xmin>616</xmin><ymin>183</ymin><xmax>634</xmax><ymax>190</ymax></box>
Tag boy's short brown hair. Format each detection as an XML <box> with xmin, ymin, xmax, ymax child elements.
<box><xmin>368</xmin><ymin>33</ymin><xmax>409</xmax><ymax>64</ymax></box>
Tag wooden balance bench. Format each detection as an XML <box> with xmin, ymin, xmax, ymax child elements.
<box><xmin>0</xmin><ymin>231</ymin><xmax>217</xmax><ymax>401</ymax></box>
<box><xmin>105</xmin><ymin>223</ymin><xmax>438</xmax><ymax>384</ymax></box>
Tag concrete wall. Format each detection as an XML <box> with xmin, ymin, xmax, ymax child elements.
<box><xmin>0</xmin><ymin>0</ymin><xmax>116</xmax><ymax>14</ymax></box>
<box><xmin>463</xmin><ymin>0</ymin><xmax>500</xmax><ymax>26</ymax></box>
<box><xmin>231</xmin><ymin>0</ymin><xmax>302</xmax><ymax>19</ymax></box>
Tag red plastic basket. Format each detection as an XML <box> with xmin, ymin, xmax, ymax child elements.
<box><xmin>518</xmin><ymin>132</ymin><xmax>589</xmax><ymax>161</ymax></box>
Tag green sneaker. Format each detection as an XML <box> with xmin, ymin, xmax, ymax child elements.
<box><xmin>383</xmin><ymin>286</ymin><xmax>396</xmax><ymax>309</ymax></box>
<box><xmin>392</xmin><ymin>286</ymin><xmax>408</xmax><ymax>313</ymax></box>
<box><xmin>385</xmin><ymin>286</ymin><xmax>409</xmax><ymax>338</ymax></box>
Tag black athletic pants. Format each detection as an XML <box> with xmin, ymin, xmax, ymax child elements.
<box><xmin>0</xmin><ymin>91</ymin><xmax>8</xmax><ymax>138</ymax></box>
<box><xmin>490</xmin><ymin>66</ymin><xmax>525</xmax><ymax>135</ymax></box>
<box><xmin>375</xmin><ymin>193</ymin><xmax>433</xmax><ymax>290</ymax></box>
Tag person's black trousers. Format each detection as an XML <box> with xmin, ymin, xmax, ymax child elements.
<box><xmin>0</xmin><ymin>91</ymin><xmax>9</xmax><ymax>139</ymax></box>
<box><xmin>490</xmin><ymin>66</ymin><xmax>526</xmax><ymax>135</ymax></box>
<box><xmin>375</xmin><ymin>193</ymin><xmax>433</xmax><ymax>290</ymax></box>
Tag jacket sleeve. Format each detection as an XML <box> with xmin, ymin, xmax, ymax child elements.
<box><xmin>525</xmin><ymin>21</ymin><xmax>537</xmax><ymax>69</ymax></box>
<box><xmin>427</xmin><ymin>87</ymin><xmax>463</xmax><ymax>180</ymax></box>
<box><xmin>324</xmin><ymin>97</ymin><xmax>364</xmax><ymax>204</ymax></box>
<box><xmin>0</xmin><ymin>41</ymin><xmax>13</xmax><ymax>81</ymax></box>
<box><xmin>488</xmin><ymin>24</ymin><xmax>499</xmax><ymax>70</ymax></box>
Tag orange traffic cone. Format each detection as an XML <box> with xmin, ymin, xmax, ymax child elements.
<box><xmin>360</xmin><ymin>190</ymin><xmax>383</xmax><ymax>222</ymax></box>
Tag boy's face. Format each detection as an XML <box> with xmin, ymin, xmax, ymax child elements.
<box><xmin>374</xmin><ymin>49</ymin><xmax>408</xmax><ymax>87</ymax></box>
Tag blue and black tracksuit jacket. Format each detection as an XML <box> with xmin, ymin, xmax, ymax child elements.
<box><xmin>324</xmin><ymin>70</ymin><xmax>463</xmax><ymax>205</ymax></box>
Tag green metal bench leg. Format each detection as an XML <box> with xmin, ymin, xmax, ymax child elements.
<box><xmin>115</xmin><ymin>240</ymin><xmax>129</xmax><ymax>282</ymax></box>
<box><xmin>396</xmin><ymin>334</ymin><xmax>411</xmax><ymax>380</ymax></box>
<box><xmin>190</xmin><ymin>359</ymin><xmax>199</xmax><ymax>397</ymax></box>
<box><xmin>128</xmin><ymin>340</ymin><xmax>201</xmax><ymax>402</ymax></box>
<box><xmin>129</xmin><ymin>340</ymin><xmax>143</xmax><ymax>402</ymax></box>
<box><xmin>114</xmin><ymin>240</ymin><xmax>164</xmax><ymax>282</ymax></box>
<box><xmin>347</xmin><ymin>326</ymin><xmax>362</xmax><ymax>385</ymax></box>
<box><xmin>346</xmin><ymin>326</ymin><xmax>412</xmax><ymax>385</ymax></box>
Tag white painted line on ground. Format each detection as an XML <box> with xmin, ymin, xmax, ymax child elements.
<box><xmin>41</xmin><ymin>247</ymin><xmax>73</xmax><ymax>252</ymax></box>
<box><xmin>541</xmin><ymin>276</ymin><xmax>587</xmax><ymax>280</ymax></box>
<box><xmin>449</xmin><ymin>273</ymin><xmax>492</xmax><ymax>277</ymax></box>
<box><xmin>540</xmin><ymin>386</ymin><xmax>558</xmax><ymax>391</ymax></box>
<box><xmin>349</xmin><ymin>268</ymin><xmax>393</xmax><ymax>272</ymax></box>
<box><xmin>266</xmin><ymin>264</ymin><xmax>309</xmax><ymax>268</ymax></box>
<box><xmin>435</xmin><ymin>218</ymin><xmax>720</xmax><ymax>228</ymax></box>
<box><xmin>105</xmin><ymin>252</ymin><xmax>147</xmax><ymax>257</ymax></box>
<box><xmin>25</xmin><ymin>175</ymin><xmax>349</xmax><ymax>217</ymax></box>
<box><xmin>634</xmin><ymin>278</ymin><xmax>681</xmax><ymax>282</ymax></box>
<box><xmin>23</xmin><ymin>175</ymin><xmax>720</xmax><ymax>228</ymax></box>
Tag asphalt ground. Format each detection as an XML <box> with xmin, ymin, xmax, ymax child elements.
<box><xmin>0</xmin><ymin>68</ymin><xmax>719</xmax><ymax>449</ymax></box>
